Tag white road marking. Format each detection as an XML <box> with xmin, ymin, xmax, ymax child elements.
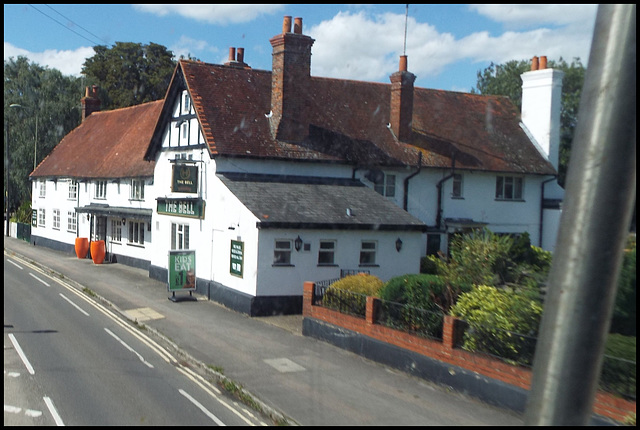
<box><xmin>104</xmin><ymin>328</ymin><xmax>154</xmax><ymax>368</ymax></box>
<box><xmin>43</xmin><ymin>396</ymin><xmax>65</xmax><ymax>426</ymax></box>
<box><xmin>178</xmin><ymin>389</ymin><xmax>226</xmax><ymax>426</ymax></box>
<box><xmin>59</xmin><ymin>293</ymin><xmax>89</xmax><ymax>316</ymax></box>
<box><xmin>8</xmin><ymin>334</ymin><xmax>35</xmax><ymax>375</ymax></box>
<box><xmin>29</xmin><ymin>273</ymin><xmax>50</xmax><ymax>287</ymax></box>
<box><xmin>7</xmin><ymin>259</ymin><xmax>23</xmax><ymax>269</ymax></box>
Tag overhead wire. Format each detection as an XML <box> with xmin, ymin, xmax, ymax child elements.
<box><xmin>27</xmin><ymin>4</ymin><xmax>106</xmax><ymax>46</ymax></box>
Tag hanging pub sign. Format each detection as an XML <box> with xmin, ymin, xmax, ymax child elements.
<box><xmin>172</xmin><ymin>164</ymin><xmax>198</xmax><ymax>193</ymax></box>
<box><xmin>168</xmin><ymin>249</ymin><xmax>196</xmax><ymax>292</ymax></box>
<box><xmin>230</xmin><ymin>240</ymin><xmax>244</xmax><ymax>278</ymax></box>
<box><xmin>157</xmin><ymin>198</ymin><xmax>205</xmax><ymax>219</ymax></box>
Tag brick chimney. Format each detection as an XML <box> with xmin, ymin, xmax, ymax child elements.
<box><xmin>81</xmin><ymin>85</ymin><xmax>101</xmax><ymax>121</ymax></box>
<box><xmin>269</xmin><ymin>16</ymin><xmax>315</xmax><ymax>141</ymax></box>
<box><xmin>521</xmin><ymin>56</ymin><xmax>564</xmax><ymax>172</ymax></box>
<box><xmin>224</xmin><ymin>47</ymin><xmax>251</xmax><ymax>69</ymax></box>
<box><xmin>389</xmin><ymin>55</ymin><xmax>416</xmax><ymax>142</ymax></box>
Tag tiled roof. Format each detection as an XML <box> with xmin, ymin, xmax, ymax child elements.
<box><xmin>218</xmin><ymin>173</ymin><xmax>427</xmax><ymax>231</ymax></box>
<box><xmin>174</xmin><ymin>59</ymin><xmax>556</xmax><ymax>175</ymax></box>
<box><xmin>30</xmin><ymin>100</ymin><xmax>163</xmax><ymax>179</ymax></box>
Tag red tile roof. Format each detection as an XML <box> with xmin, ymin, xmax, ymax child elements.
<box><xmin>30</xmin><ymin>100</ymin><xmax>163</xmax><ymax>179</ymax></box>
<box><xmin>168</xmin><ymin>59</ymin><xmax>556</xmax><ymax>175</ymax></box>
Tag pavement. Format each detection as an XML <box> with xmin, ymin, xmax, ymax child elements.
<box><xmin>4</xmin><ymin>236</ymin><xmax>525</xmax><ymax>426</ymax></box>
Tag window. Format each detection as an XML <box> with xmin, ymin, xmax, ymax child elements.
<box><xmin>67</xmin><ymin>211</ymin><xmax>76</xmax><ymax>233</ymax></box>
<box><xmin>171</xmin><ymin>223</ymin><xmax>189</xmax><ymax>250</ymax></box>
<box><xmin>183</xmin><ymin>93</ymin><xmax>191</xmax><ymax>113</ymax></box>
<box><xmin>359</xmin><ymin>240</ymin><xmax>377</xmax><ymax>265</ymax></box>
<box><xmin>130</xmin><ymin>179</ymin><xmax>145</xmax><ymax>200</ymax></box>
<box><xmin>52</xmin><ymin>209</ymin><xmax>60</xmax><ymax>230</ymax></box>
<box><xmin>68</xmin><ymin>180</ymin><xmax>78</xmax><ymax>200</ymax></box>
<box><xmin>452</xmin><ymin>174</ymin><xmax>463</xmax><ymax>198</ymax></box>
<box><xmin>182</xmin><ymin>122</ymin><xmax>188</xmax><ymax>140</ymax></box>
<box><xmin>95</xmin><ymin>180</ymin><xmax>107</xmax><ymax>199</ymax></box>
<box><xmin>111</xmin><ymin>219</ymin><xmax>122</xmax><ymax>242</ymax></box>
<box><xmin>318</xmin><ymin>240</ymin><xmax>336</xmax><ymax>265</ymax></box>
<box><xmin>273</xmin><ymin>240</ymin><xmax>292</xmax><ymax>265</ymax></box>
<box><xmin>495</xmin><ymin>176</ymin><xmax>523</xmax><ymax>200</ymax></box>
<box><xmin>39</xmin><ymin>180</ymin><xmax>46</xmax><ymax>198</ymax></box>
<box><xmin>128</xmin><ymin>221</ymin><xmax>145</xmax><ymax>245</ymax></box>
<box><xmin>38</xmin><ymin>209</ymin><xmax>46</xmax><ymax>227</ymax></box>
<box><xmin>374</xmin><ymin>173</ymin><xmax>396</xmax><ymax>197</ymax></box>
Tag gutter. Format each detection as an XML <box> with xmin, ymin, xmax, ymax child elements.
<box><xmin>539</xmin><ymin>175</ymin><xmax>558</xmax><ymax>247</ymax></box>
<box><xmin>403</xmin><ymin>152</ymin><xmax>422</xmax><ymax>211</ymax></box>
<box><xmin>435</xmin><ymin>156</ymin><xmax>456</xmax><ymax>230</ymax></box>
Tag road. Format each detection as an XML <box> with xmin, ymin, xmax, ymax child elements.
<box><xmin>3</xmin><ymin>253</ymin><xmax>269</xmax><ymax>426</ymax></box>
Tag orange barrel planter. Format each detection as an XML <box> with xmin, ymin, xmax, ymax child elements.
<box><xmin>90</xmin><ymin>240</ymin><xmax>106</xmax><ymax>264</ymax></box>
<box><xmin>75</xmin><ymin>237</ymin><xmax>89</xmax><ymax>259</ymax></box>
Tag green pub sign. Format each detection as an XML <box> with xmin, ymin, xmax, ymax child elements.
<box><xmin>172</xmin><ymin>164</ymin><xmax>199</xmax><ymax>193</ymax></box>
<box><xmin>168</xmin><ymin>250</ymin><xmax>196</xmax><ymax>292</ymax></box>
<box><xmin>32</xmin><ymin>209</ymin><xmax>37</xmax><ymax>227</ymax></box>
<box><xmin>157</xmin><ymin>198</ymin><xmax>205</xmax><ymax>219</ymax></box>
<box><xmin>230</xmin><ymin>240</ymin><xmax>244</xmax><ymax>277</ymax></box>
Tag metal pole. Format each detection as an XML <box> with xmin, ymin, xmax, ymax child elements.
<box><xmin>5</xmin><ymin>122</ymin><xmax>10</xmax><ymax>236</ymax></box>
<box><xmin>524</xmin><ymin>4</ymin><xmax>636</xmax><ymax>425</ymax></box>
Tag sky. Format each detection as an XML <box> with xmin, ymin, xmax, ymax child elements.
<box><xmin>4</xmin><ymin>4</ymin><xmax>598</xmax><ymax>92</ymax></box>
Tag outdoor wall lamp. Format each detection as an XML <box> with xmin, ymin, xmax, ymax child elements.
<box><xmin>395</xmin><ymin>237</ymin><xmax>403</xmax><ymax>252</ymax></box>
<box><xmin>122</xmin><ymin>218</ymin><xmax>126</xmax><ymax>225</ymax></box>
<box><xmin>294</xmin><ymin>235</ymin><xmax>303</xmax><ymax>252</ymax></box>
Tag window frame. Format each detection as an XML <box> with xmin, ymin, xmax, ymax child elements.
<box><xmin>128</xmin><ymin>220</ymin><xmax>145</xmax><ymax>246</ymax></box>
<box><xmin>39</xmin><ymin>180</ymin><xmax>46</xmax><ymax>198</ymax></box>
<box><xmin>318</xmin><ymin>240</ymin><xmax>337</xmax><ymax>266</ymax></box>
<box><xmin>95</xmin><ymin>180</ymin><xmax>107</xmax><ymax>199</ymax></box>
<box><xmin>67</xmin><ymin>211</ymin><xmax>77</xmax><ymax>233</ymax></box>
<box><xmin>170</xmin><ymin>222</ymin><xmax>190</xmax><ymax>250</ymax></box>
<box><xmin>359</xmin><ymin>240</ymin><xmax>378</xmax><ymax>266</ymax></box>
<box><xmin>52</xmin><ymin>209</ymin><xmax>60</xmax><ymax>230</ymax></box>
<box><xmin>68</xmin><ymin>180</ymin><xmax>78</xmax><ymax>200</ymax></box>
<box><xmin>273</xmin><ymin>239</ymin><xmax>293</xmax><ymax>266</ymax></box>
<box><xmin>451</xmin><ymin>173</ymin><xmax>463</xmax><ymax>198</ymax></box>
<box><xmin>495</xmin><ymin>175</ymin><xmax>524</xmax><ymax>201</ymax></box>
<box><xmin>38</xmin><ymin>209</ymin><xmax>46</xmax><ymax>227</ymax></box>
<box><xmin>130</xmin><ymin>179</ymin><xmax>145</xmax><ymax>201</ymax></box>
<box><xmin>111</xmin><ymin>219</ymin><xmax>122</xmax><ymax>243</ymax></box>
<box><xmin>374</xmin><ymin>173</ymin><xmax>396</xmax><ymax>198</ymax></box>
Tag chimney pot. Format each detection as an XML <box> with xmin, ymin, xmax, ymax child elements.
<box><xmin>399</xmin><ymin>55</ymin><xmax>408</xmax><ymax>72</ymax></box>
<box><xmin>237</xmin><ymin>47</ymin><xmax>244</xmax><ymax>64</ymax></box>
<box><xmin>294</xmin><ymin>17</ymin><xmax>303</xmax><ymax>34</ymax></box>
<box><xmin>228</xmin><ymin>47</ymin><xmax>236</xmax><ymax>62</ymax></box>
<box><xmin>283</xmin><ymin>16</ymin><xmax>292</xmax><ymax>33</ymax></box>
<box><xmin>539</xmin><ymin>56</ymin><xmax>547</xmax><ymax>69</ymax></box>
<box><xmin>531</xmin><ymin>56</ymin><xmax>539</xmax><ymax>71</ymax></box>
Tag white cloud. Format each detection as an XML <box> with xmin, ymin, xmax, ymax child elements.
<box><xmin>170</xmin><ymin>35</ymin><xmax>217</xmax><ymax>60</ymax></box>
<box><xmin>469</xmin><ymin>4</ymin><xmax>598</xmax><ymax>28</ymax></box>
<box><xmin>4</xmin><ymin>42</ymin><xmax>94</xmax><ymax>77</ymax></box>
<box><xmin>133</xmin><ymin>4</ymin><xmax>285</xmax><ymax>24</ymax></box>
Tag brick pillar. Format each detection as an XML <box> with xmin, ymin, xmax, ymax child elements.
<box><xmin>303</xmin><ymin>281</ymin><xmax>315</xmax><ymax>317</ymax></box>
<box><xmin>366</xmin><ymin>296</ymin><xmax>377</xmax><ymax>325</ymax></box>
<box><xmin>442</xmin><ymin>315</ymin><xmax>456</xmax><ymax>351</ymax></box>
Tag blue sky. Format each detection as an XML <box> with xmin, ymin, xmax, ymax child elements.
<box><xmin>4</xmin><ymin>4</ymin><xmax>598</xmax><ymax>92</ymax></box>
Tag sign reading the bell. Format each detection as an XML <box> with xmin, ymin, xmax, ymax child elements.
<box><xmin>230</xmin><ymin>240</ymin><xmax>244</xmax><ymax>278</ymax></box>
<box><xmin>157</xmin><ymin>198</ymin><xmax>205</xmax><ymax>219</ymax></box>
<box><xmin>172</xmin><ymin>164</ymin><xmax>198</xmax><ymax>193</ymax></box>
<box><xmin>168</xmin><ymin>250</ymin><xmax>196</xmax><ymax>292</ymax></box>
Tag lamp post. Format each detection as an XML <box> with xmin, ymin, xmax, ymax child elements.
<box><xmin>5</xmin><ymin>122</ymin><xmax>10</xmax><ymax>236</ymax></box>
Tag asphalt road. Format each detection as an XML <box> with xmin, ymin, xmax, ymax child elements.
<box><xmin>4</xmin><ymin>253</ymin><xmax>268</xmax><ymax>426</ymax></box>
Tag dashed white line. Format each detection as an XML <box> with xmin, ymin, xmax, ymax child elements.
<box><xmin>29</xmin><ymin>273</ymin><xmax>50</xmax><ymax>287</ymax></box>
<box><xmin>104</xmin><ymin>328</ymin><xmax>154</xmax><ymax>368</ymax></box>
<box><xmin>58</xmin><ymin>293</ymin><xmax>89</xmax><ymax>316</ymax></box>
<box><xmin>8</xmin><ymin>334</ymin><xmax>35</xmax><ymax>375</ymax></box>
<box><xmin>43</xmin><ymin>396</ymin><xmax>64</xmax><ymax>426</ymax></box>
<box><xmin>7</xmin><ymin>259</ymin><xmax>23</xmax><ymax>269</ymax></box>
<box><xmin>178</xmin><ymin>389</ymin><xmax>226</xmax><ymax>426</ymax></box>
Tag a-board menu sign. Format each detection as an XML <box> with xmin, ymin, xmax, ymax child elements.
<box><xmin>168</xmin><ymin>250</ymin><xmax>196</xmax><ymax>292</ymax></box>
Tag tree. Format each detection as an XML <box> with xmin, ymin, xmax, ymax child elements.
<box><xmin>4</xmin><ymin>56</ymin><xmax>83</xmax><ymax>212</ymax></box>
<box><xmin>82</xmin><ymin>42</ymin><xmax>176</xmax><ymax>110</ymax></box>
<box><xmin>471</xmin><ymin>58</ymin><xmax>586</xmax><ymax>187</ymax></box>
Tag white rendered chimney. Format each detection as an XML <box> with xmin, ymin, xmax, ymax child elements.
<box><xmin>521</xmin><ymin>56</ymin><xmax>564</xmax><ymax>171</ymax></box>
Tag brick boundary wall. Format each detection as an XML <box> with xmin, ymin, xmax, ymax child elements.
<box><xmin>303</xmin><ymin>282</ymin><xmax>636</xmax><ymax>423</ymax></box>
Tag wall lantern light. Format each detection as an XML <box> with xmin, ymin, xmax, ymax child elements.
<box><xmin>395</xmin><ymin>237</ymin><xmax>403</xmax><ymax>252</ymax></box>
<box><xmin>294</xmin><ymin>235</ymin><xmax>303</xmax><ymax>252</ymax></box>
<box><xmin>122</xmin><ymin>218</ymin><xmax>126</xmax><ymax>225</ymax></box>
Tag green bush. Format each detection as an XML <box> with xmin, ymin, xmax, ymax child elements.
<box><xmin>600</xmin><ymin>333</ymin><xmax>636</xmax><ymax>399</ymax></box>
<box><xmin>329</xmin><ymin>274</ymin><xmax>383</xmax><ymax>296</ymax></box>
<box><xmin>450</xmin><ymin>285</ymin><xmax>543</xmax><ymax>365</ymax></box>
<box><xmin>611</xmin><ymin>237</ymin><xmax>636</xmax><ymax>336</ymax></box>
<box><xmin>420</xmin><ymin>256</ymin><xmax>439</xmax><ymax>274</ymax></box>
<box><xmin>323</xmin><ymin>274</ymin><xmax>383</xmax><ymax>317</ymax></box>
<box><xmin>379</xmin><ymin>274</ymin><xmax>445</xmax><ymax>310</ymax></box>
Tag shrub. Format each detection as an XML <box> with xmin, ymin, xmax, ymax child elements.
<box><xmin>450</xmin><ymin>285</ymin><xmax>543</xmax><ymax>365</ymax></box>
<box><xmin>379</xmin><ymin>274</ymin><xmax>445</xmax><ymax>310</ymax></box>
<box><xmin>600</xmin><ymin>333</ymin><xmax>636</xmax><ymax>399</ymax></box>
<box><xmin>420</xmin><ymin>256</ymin><xmax>439</xmax><ymax>274</ymax></box>
<box><xmin>610</xmin><ymin>237</ymin><xmax>636</xmax><ymax>336</ymax></box>
<box><xmin>323</xmin><ymin>274</ymin><xmax>383</xmax><ymax>317</ymax></box>
<box><xmin>329</xmin><ymin>274</ymin><xmax>383</xmax><ymax>296</ymax></box>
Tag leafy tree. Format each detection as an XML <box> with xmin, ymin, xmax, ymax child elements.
<box><xmin>82</xmin><ymin>42</ymin><xmax>176</xmax><ymax>110</ymax></box>
<box><xmin>4</xmin><ymin>56</ymin><xmax>83</xmax><ymax>212</ymax></box>
<box><xmin>471</xmin><ymin>58</ymin><xmax>586</xmax><ymax>187</ymax></box>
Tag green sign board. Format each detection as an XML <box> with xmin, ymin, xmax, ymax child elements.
<box><xmin>157</xmin><ymin>198</ymin><xmax>205</xmax><ymax>219</ymax></box>
<box><xmin>168</xmin><ymin>250</ymin><xmax>196</xmax><ymax>292</ymax></box>
<box><xmin>32</xmin><ymin>209</ymin><xmax>37</xmax><ymax>227</ymax></box>
<box><xmin>172</xmin><ymin>164</ymin><xmax>199</xmax><ymax>193</ymax></box>
<box><xmin>230</xmin><ymin>240</ymin><xmax>244</xmax><ymax>277</ymax></box>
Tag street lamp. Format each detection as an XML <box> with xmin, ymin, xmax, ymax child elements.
<box><xmin>9</xmin><ymin>104</ymin><xmax>38</xmax><ymax>170</ymax></box>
